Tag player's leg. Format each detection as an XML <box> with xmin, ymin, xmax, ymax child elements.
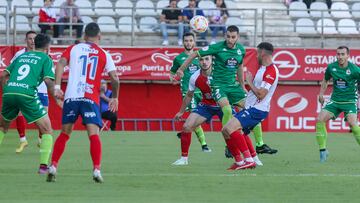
<box><xmin>243</xmin><ymin>134</ymin><xmax>263</xmax><ymax>166</ymax></box>
<box><xmin>316</xmin><ymin>104</ymin><xmax>336</xmax><ymax>162</ymax></box>
<box><xmin>252</xmin><ymin>123</ymin><xmax>278</xmax><ymax>154</ymax></box>
<box><xmin>34</xmin><ymin>115</ymin><xmax>53</xmax><ymax>174</ymax></box>
<box><xmin>0</xmin><ymin>95</ymin><xmax>21</xmax><ymax>145</ymax></box>
<box><xmin>173</xmin><ymin>112</ymin><xmax>207</xmax><ymax>166</ymax></box>
<box><xmin>192</xmin><ymin>92</ymin><xmax>210</xmax><ymax>152</ymax></box>
<box><xmin>15</xmin><ymin>112</ymin><xmax>27</xmax><ymax>153</ymax></box>
<box><xmin>344</xmin><ymin>103</ymin><xmax>360</xmax><ymax>145</ymax></box>
<box><xmin>37</xmin><ymin>93</ymin><xmax>49</xmax><ymax>147</ymax></box>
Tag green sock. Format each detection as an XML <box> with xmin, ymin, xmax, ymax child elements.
<box><xmin>40</xmin><ymin>134</ymin><xmax>53</xmax><ymax>165</ymax></box>
<box><xmin>316</xmin><ymin>122</ymin><xmax>327</xmax><ymax>150</ymax></box>
<box><xmin>253</xmin><ymin>123</ymin><xmax>264</xmax><ymax>147</ymax></box>
<box><xmin>194</xmin><ymin>126</ymin><xmax>206</xmax><ymax>146</ymax></box>
<box><xmin>0</xmin><ymin>131</ymin><xmax>4</xmax><ymax>145</ymax></box>
<box><xmin>351</xmin><ymin>125</ymin><xmax>360</xmax><ymax>145</ymax></box>
<box><xmin>221</xmin><ymin>105</ymin><xmax>233</xmax><ymax>126</ymax></box>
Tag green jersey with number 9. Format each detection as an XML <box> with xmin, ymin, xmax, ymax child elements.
<box><xmin>4</xmin><ymin>51</ymin><xmax>54</xmax><ymax>97</ymax></box>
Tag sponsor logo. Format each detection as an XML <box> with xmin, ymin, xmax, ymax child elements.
<box><xmin>110</xmin><ymin>52</ymin><xmax>123</xmax><ymax>63</ymax></box>
<box><xmin>151</xmin><ymin>51</ymin><xmax>179</xmax><ymax>63</ymax></box>
<box><xmin>277</xmin><ymin>92</ymin><xmax>308</xmax><ymax>113</ymax></box>
<box><xmin>237</xmin><ymin>49</ymin><xmax>242</xmax><ymax>55</ymax></box>
<box><xmin>188</xmin><ymin>64</ymin><xmax>198</xmax><ymax>73</ymax></box>
<box><xmin>202</xmin><ymin>46</ymin><xmax>209</xmax><ymax>51</ymax></box>
<box><xmin>0</xmin><ymin>53</ymin><xmax>6</xmax><ymax>67</ymax></box>
<box><xmin>346</xmin><ymin>69</ymin><xmax>351</xmax><ymax>75</ymax></box>
<box><xmin>77</xmin><ymin>81</ymin><xmax>94</xmax><ymax>94</ymax></box>
<box><xmin>84</xmin><ymin>112</ymin><xmax>96</xmax><ymax>118</ymax></box>
<box><xmin>226</xmin><ymin>58</ymin><xmax>238</xmax><ymax>68</ymax></box>
<box><xmin>273</xmin><ymin>50</ymin><xmax>300</xmax><ymax>79</ymax></box>
<box><xmin>265</xmin><ymin>74</ymin><xmax>274</xmax><ymax>80</ymax></box>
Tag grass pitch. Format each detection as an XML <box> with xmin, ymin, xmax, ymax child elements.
<box><xmin>0</xmin><ymin>130</ymin><xmax>359</xmax><ymax>203</ymax></box>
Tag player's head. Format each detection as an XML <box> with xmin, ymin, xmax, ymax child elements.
<box><xmin>85</xmin><ymin>22</ymin><xmax>101</xmax><ymax>42</ymax></box>
<box><xmin>199</xmin><ymin>55</ymin><xmax>212</xmax><ymax>71</ymax></box>
<box><xmin>256</xmin><ymin>42</ymin><xmax>274</xmax><ymax>65</ymax></box>
<box><xmin>183</xmin><ymin>32</ymin><xmax>195</xmax><ymax>51</ymax></box>
<box><xmin>169</xmin><ymin>0</ymin><xmax>177</xmax><ymax>8</ymax></box>
<box><xmin>225</xmin><ymin>25</ymin><xmax>239</xmax><ymax>49</ymax></box>
<box><xmin>34</xmin><ymin>33</ymin><xmax>51</xmax><ymax>52</ymax></box>
<box><xmin>25</xmin><ymin>31</ymin><xmax>37</xmax><ymax>50</ymax></box>
<box><xmin>336</xmin><ymin>46</ymin><xmax>350</xmax><ymax>67</ymax></box>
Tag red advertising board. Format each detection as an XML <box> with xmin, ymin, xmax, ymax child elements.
<box><xmin>2</xmin><ymin>46</ymin><xmax>359</xmax><ymax>81</ymax></box>
<box><xmin>268</xmin><ymin>85</ymin><xmax>351</xmax><ymax>132</ymax></box>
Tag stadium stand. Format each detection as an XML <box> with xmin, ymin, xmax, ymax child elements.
<box><xmin>337</xmin><ymin>18</ymin><xmax>358</xmax><ymax>34</ymax></box>
<box><xmin>97</xmin><ymin>16</ymin><xmax>118</xmax><ymax>32</ymax></box>
<box><xmin>10</xmin><ymin>15</ymin><xmax>31</xmax><ymax>31</ymax></box>
<box><xmin>309</xmin><ymin>2</ymin><xmax>331</xmax><ymax>18</ymax></box>
<box><xmin>295</xmin><ymin>18</ymin><xmax>317</xmax><ymax>34</ymax></box>
<box><xmin>289</xmin><ymin>2</ymin><xmax>310</xmax><ymax>18</ymax></box>
<box><xmin>94</xmin><ymin>0</ymin><xmax>115</xmax><ymax>16</ymax></box>
<box><xmin>75</xmin><ymin>0</ymin><xmax>95</xmax><ymax>16</ymax></box>
<box><xmin>32</xmin><ymin>0</ymin><xmax>44</xmax><ymax>15</ymax></box>
<box><xmin>330</xmin><ymin>2</ymin><xmax>352</xmax><ymax>18</ymax></box>
<box><xmin>316</xmin><ymin>18</ymin><xmax>338</xmax><ymax>34</ymax></box>
<box><xmin>135</xmin><ymin>0</ymin><xmax>157</xmax><ymax>16</ymax></box>
<box><xmin>118</xmin><ymin>17</ymin><xmax>139</xmax><ymax>32</ymax></box>
<box><xmin>11</xmin><ymin>0</ymin><xmax>32</xmax><ymax>15</ymax></box>
<box><xmin>115</xmin><ymin>0</ymin><xmax>133</xmax><ymax>16</ymax></box>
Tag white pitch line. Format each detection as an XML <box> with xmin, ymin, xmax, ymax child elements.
<box><xmin>1</xmin><ymin>173</ymin><xmax>360</xmax><ymax>177</ymax></box>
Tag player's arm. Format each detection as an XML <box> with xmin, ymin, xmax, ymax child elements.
<box><xmin>108</xmin><ymin>70</ymin><xmax>120</xmax><ymax>112</ymax></box>
<box><xmin>237</xmin><ymin>63</ymin><xmax>246</xmax><ymax>91</ymax></box>
<box><xmin>245</xmin><ymin>70</ymin><xmax>268</xmax><ymax>100</ymax></box>
<box><xmin>174</xmin><ymin>90</ymin><xmax>194</xmax><ymax>121</ymax></box>
<box><xmin>176</xmin><ymin>52</ymin><xmax>198</xmax><ymax>78</ymax></box>
<box><xmin>0</xmin><ymin>70</ymin><xmax>10</xmax><ymax>87</ymax></box>
<box><xmin>54</xmin><ymin>57</ymin><xmax>68</xmax><ymax>99</ymax></box>
<box><xmin>319</xmin><ymin>65</ymin><xmax>332</xmax><ymax>105</ymax></box>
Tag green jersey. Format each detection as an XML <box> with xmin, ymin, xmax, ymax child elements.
<box><xmin>170</xmin><ymin>51</ymin><xmax>201</xmax><ymax>93</ymax></box>
<box><xmin>4</xmin><ymin>51</ymin><xmax>54</xmax><ymax>97</ymax></box>
<box><xmin>324</xmin><ymin>61</ymin><xmax>360</xmax><ymax>103</ymax></box>
<box><xmin>197</xmin><ymin>41</ymin><xmax>246</xmax><ymax>86</ymax></box>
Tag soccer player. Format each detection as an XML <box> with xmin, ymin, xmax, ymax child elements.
<box><xmin>222</xmin><ymin>42</ymin><xmax>278</xmax><ymax>170</ymax></box>
<box><xmin>47</xmin><ymin>22</ymin><xmax>119</xmax><ymax>183</ymax></box>
<box><xmin>176</xmin><ymin>25</ymin><xmax>277</xmax><ymax>155</ymax></box>
<box><xmin>316</xmin><ymin>46</ymin><xmax>360</xmax><ymax>163</ymax></box>
<box><xmin>0</xmin><ymin>34</ymin><xmax>57</xmax><ymax>174</ymax></box>
<box><xmin>9</xmin><ymin>31</ymin><xmax>37</xmax><ymax>153</ymax></box>
<box><xmin>170</xmin><ymin>32</ymin><xmax>211</xmax><ymax>152</ymax></box>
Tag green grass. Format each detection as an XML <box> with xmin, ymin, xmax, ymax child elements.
<box><xmin>0</xmin><ymin>130</ymin><xmax>360</xmax><ymax>203</ymax></box>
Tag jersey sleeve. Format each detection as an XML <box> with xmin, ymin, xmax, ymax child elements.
<box><xmin>5</xmin><ymin>60</ymin><xmax>15</xmax><ymax>74</ymax></box>
<box><xmin>104</xmin><ymin>52</ymin><xmax>117</xmax><ymax>73</ymax></box>
<box><xmin>170</xmin><ymin>57</ymin><xmax>180</xmax><ymax>74</ymax></box>
<box><xmin>239</xmin><ymin>46</ymin><xmax>246</xmax><ymax>65</ymax></box>
<box><xmin>42</xmin><ymin>56</ymin><xmax>55</xmax><ymax>80</ymax></box>
<box><xmin>188</xmin><ymin>74</ymin><xmax>196</xmax><ymax>92</ymax></box>
<box><xmin>324</xmin><ymin>65</ymin><xmax>332</xmax><ymax>81</ymax></box>
<box><xmin>197</xmin><ymin>44</ymin><xmax>218</xmax><ymax>57</ymax></box>
<box><xmin>261</xmin><ymin>66</ymin><xmax>277</xmax><ymax>90</ymax></box>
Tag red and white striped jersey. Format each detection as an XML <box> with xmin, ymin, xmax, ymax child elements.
<box><xmin>61</xmin><ymin>42</ymin><xmax>116</xmax><ymax>104</ymax></box>
<box><xmin>245</xmin><ymin>64</ymin><xmax>279</xmax><ymax>112</ymax></box>
<box><xmin>189</xmin><ymin>70</ymin><xmax>217</xmax><ymax>106</ymax></box>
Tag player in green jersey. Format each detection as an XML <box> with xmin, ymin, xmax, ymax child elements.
<box><xmin>0</xmin><ymin>34</ymin><xmax>58</xmax><ymax>174</ymax></box>
<box><xmin>316</xmin><ymin>46</ymin><xmax>360</xmax><ymax>162</ymax></box>
<box><xmin>170</xmin><ymin>32</ymin><xmax>211</xmax><ymax>152</ymax></box>
<box><xmin>176</xmin><ymin>25</ymin><xmax>277</xmax><ymax>155</ymax></box>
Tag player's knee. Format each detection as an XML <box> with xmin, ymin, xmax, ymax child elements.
<box><xmin>182</xmin><ymin>124</ymin><xmax>193</xmax><ymax>133</ymax></box>
<box><xmin>221</xmin><ymin>127</ymin><xmax>231</xmax><ymax>139</ymax></box>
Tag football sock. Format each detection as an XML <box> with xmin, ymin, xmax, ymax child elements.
<box><xmin>51</xmin><ymin>132</ymin><xmax>70</xmax><ymax>167</ymax></box>
<box><xmin>225</xmin><ymin>134</ymin><xmax>242</xmax><ymax>163</ymax></box>
<box><xmin>16</xmin><ymin>115</ymin><xmax>26</xmax><ymax>139</ymax></box>
<box><xmin>180</xmin><ymin>132</ymin><xmax>192</xmax><ymax>157</ymax></box>
<box><xmin>231</xmin><ymin>131</ymin><xmax>251</xmax><ymax>159</ymax></box>
<box><xmin>316</xmin><ymin>122</ymin><xmax>327</xmax><ymax>150</ymax></box>
<box><xmin>194</xmin><ymin>126</ymin><xmax>206</xmax><ymax>146</ymax></box>
<box><xmin>39</xmin><ymin>134</ymin><xmax>53</xmax><ymax>166</ymax></box>
<box><xmin>253</xmin><ymin>123</ymin><xmax>264</xmax><ymax>147</ymax></box>
<box><xmin>89</xmin><ymin>134</ymin><xmax>102</xmax><ymax>170</ymax></box>
<box><xmin>0</xmin><ymin>130</ymin><xmax>4</xmax><ymax>145</ymax></box>
<box><xmin>221</xmin><ymin>105</ymin><xmax>233</xmax><ymax>126</ymax></box>
<box><xmin>351</xmin><ymin>125</ymin><xmax>360</xmax><ymax>145</ymax></box>
<box><xmin>244</xmin><ymin>134</ymin><xmax>257</xmax><ymax>157</ymax></box>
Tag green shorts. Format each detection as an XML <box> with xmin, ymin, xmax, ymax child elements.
<box><xmin>323</xmin><ymin>101</ymin><xmax>357</xmax><ymax>119</ymax></box>
<box><xmin>182</xmin><ymin>91</ymin><xmax>202</xmax><ymax>111</ymax></box>
<box><xmin>1</xmin><ymin>94</ymin><xmax>47</xmax><ymax>123</ymax></box>
<box><xmin>211</xmin><ymin>84</ymin><xmax>247</xmax><ymax>105</ymax></box>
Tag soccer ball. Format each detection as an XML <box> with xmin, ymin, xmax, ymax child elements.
<box><xmin>190</xmin><ymin>15</ymin><xmax>208</xmax><ymax>33</ymax></box>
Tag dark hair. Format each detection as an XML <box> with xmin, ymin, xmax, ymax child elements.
<box><xmin>183</xmin><ymin>32</ymin><xmax>195</xmax><ymax>40</ymax></box>
<box><xmin>25</xmin><ymin>30</ymin><xmax>36</xmax><ymax>38</ymax></box>
<box><xmin>169</xmin><ymin>0</ymin><xmax>177</xmax><ymax>3</ymax></box>
<box><xmin>337</xmin><ymin>46</ymin><xmax>350</xmax><ymax>54</ymax></box>
<box><xmin>226</xmin><ymin>25</ymin><xmax>239</xmax><ymax>33</ymax></box>
<box><xmin>257</xmin><ymin>42</ymin><xmax>274</xmax><ymax>54</ymax></box>
<box><xmin>213</xmin><ymin>0</ymin><xmax>229</xmax><ymax>16</ymax></box>
<box><xmin>85</xmin><ymin>22</ymin><xmax>100</xmax><ymax>37</ymax></box>
<box><xmin>35</xmin><ymin>33</ymin><xmax>50</xmax><ymax>49</ymax></box>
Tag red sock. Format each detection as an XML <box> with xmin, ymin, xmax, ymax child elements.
<box><xmin>225</xmin><ymin>137</ymin><xmax>242</xmax><ymax>162</ymax></box>
<box><xmin>180</xmin><ymin>132</ymin><xmax>192</xmax><ymax>157</ymax></box>
<box><xmin>231</xmin><ymin>131</ymin><xmax>251</xmax><ymax>159</ymax></box>
<box><xmin>244</xmin><ymin>134</ymin><xmax>257</xmax><ymax>157</ymax></box>
<box><xmin>51</xmin><ymin>132</ymin><xmax>70</xmax><ymax>167</ymax></box>
<box><xmin>89</xmin><ymin>134</ymin><xmax>102</xmax><ymax>170</ymax></box>
<box><xmin>16</xmin><ymin>115</ymin><xmax>26</xmax><ymax>138</ymax></box>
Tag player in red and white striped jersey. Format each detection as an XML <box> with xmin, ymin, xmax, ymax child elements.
<box><xmin>47</xmin><ymin>23</ymin><xmax>120</xmax><ymax>183</ymax></box>
<box><xmin>222</xmin><ymin>42</ymin><xmax>279</xmax><ymax>170</ymax></box>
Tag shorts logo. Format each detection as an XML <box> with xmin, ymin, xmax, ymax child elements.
<box><xmin>84</xmin><ymin>112</ymin><xmax>96</xmax><ymax>118</ymax></box>
<box><xmin>277</xmin><ymin>92</ymin><xmax>308</xmax><ymax>113</ymax></box>
<box><xmin>66</xmin><ymin>110</ymin><xmax>76</xmax><ymax>117</ymax></box>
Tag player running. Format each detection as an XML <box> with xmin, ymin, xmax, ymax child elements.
<box><xmin>46</xmin><ymin>22</ymin><xmax>119</xmax><ymax>183</ymax></box>
<box><xmin>316</xmin><ymin>46</ymin><xmax>360</xmax><ymax>163</ymax></box>
<box><xmin>176</xmin><ymin>25</ymin><xmax>277</xmax><ymax>155</ymax></box>
<box><xmin>170</xmin><ymin>32</ymin><xmax>211</xmax><ymax>152</ymax></box>
<box><xmin>222</xmin><ymin>42</ymin><xmax>278</xmax><ymax>170</ymax></box>
<box><xmin>0</xmin><ymin>34</ymin><xmax>57</xmax><ymax>174</ymax></box>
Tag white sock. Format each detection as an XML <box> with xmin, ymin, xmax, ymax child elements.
<box><xmin>20</xmin><ymin>137</ymin><xmax>27</xmax><ymax>142</ymax></box>
<box><xmin>245</xmin><ymin>158</ymin><xmax>254</xmax><ymax>162</ymax></box>
<box><xmin>236</xmin><ymin>160</ymin><xmax>244</xmax><ymax>165</ymax></box>
<box><xmin>181</xmin><ymin>156</ymin><xmax>188</xmax><ymax>161</ymax></box>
